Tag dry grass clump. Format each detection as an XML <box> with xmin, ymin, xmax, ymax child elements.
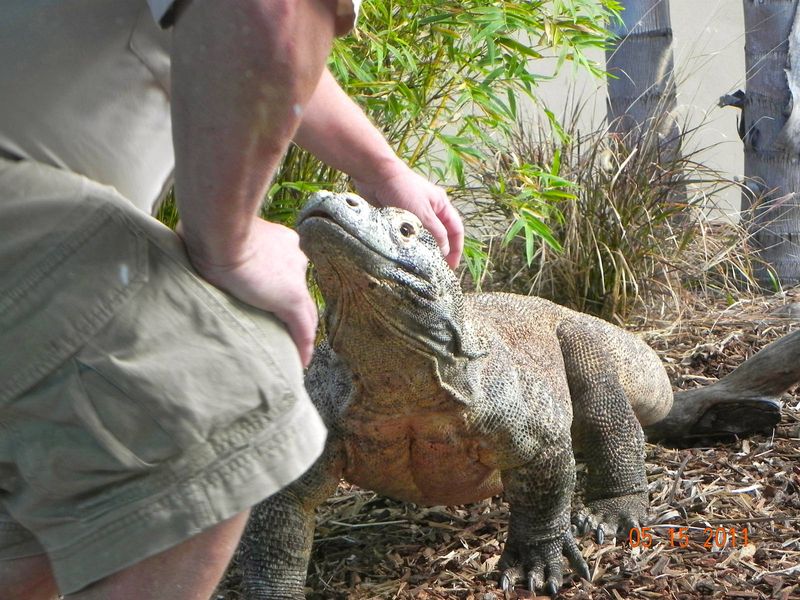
<box><xmin>463</xmin><ymin>114</ymin><xmax>763</xmax><ymax>325</ymax></box>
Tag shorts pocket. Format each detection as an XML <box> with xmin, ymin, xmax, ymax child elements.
<box><xmin>73</xmin><ymin>360</ymin><xmax>178</xmax><ymax>469</ymax></box>
<box><xmin>0</xmin><ymin>202</ymin><xmax>148</xmax><ymax>404</ymax></box>
<box><xmin>9</xmin><ymin>358</ymin><xmax>180</xmax><ymax>502</ymax></box>
<box><xmin>71</xmin><ymin>239</ymin><xmax>299</xmax><ymax>453</ymax></box>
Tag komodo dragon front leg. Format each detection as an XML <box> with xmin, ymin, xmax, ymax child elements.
<box><xmin>558</xmin><ymin>322</ymin><xmax>651</xmax><ymax>539</ymax></box>
<box><xmin>499</xmin><ymin>443</ymin><xmax>591</xmax><ymax>595</ymax></box>
<box><xmin>239</xmin><ymin>444</ymin><xmax>342</xmax><ymax>599</ymax></box>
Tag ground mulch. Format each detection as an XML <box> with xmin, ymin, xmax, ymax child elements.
<box><xmin>219</xmin><ymin>287</ymin><xmax>800</xmax><ymax>599</ymax></box>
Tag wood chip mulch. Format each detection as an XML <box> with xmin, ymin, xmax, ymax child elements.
<box><xmin>219</xmin><ymin>288</ymin><xmax>800</xmax><ymax>600</ymax></box>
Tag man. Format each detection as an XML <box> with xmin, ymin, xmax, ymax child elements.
<box><xmin>0</xmin><ymin>1</ymin><xmax>464</xmax><ymax>598</ymax></box>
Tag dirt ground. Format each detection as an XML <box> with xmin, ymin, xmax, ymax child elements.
<box><xmin>218</xmin><ymin>287</ymin><xmax>800</xmax><ymax>600</ymax></box>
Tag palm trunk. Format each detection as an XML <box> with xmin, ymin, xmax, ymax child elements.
<box><xmin>606</xmin><ymin>0</ymin><xmax>683</xmax><ymax>210</ymax></box>
<box><xmin>606</xmin><ymin>0</ymin><xmax>679</xmax><ymax>145</ymax></box>
<box><xmin>741</xmin><ymin>0</ymin><xmax>800</xmax><ymax>285</ymax></box>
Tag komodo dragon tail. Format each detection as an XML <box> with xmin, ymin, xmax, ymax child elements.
<box><xmin>644</xmin><ymin>329</ymin><xmax>800</xmax><ymax>443</ymax></box>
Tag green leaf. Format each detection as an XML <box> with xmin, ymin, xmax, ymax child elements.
<box><xmin>495</xmin><ymin>35</ymin><xmax>544</xmax><ymax>59</ymax></box>
<box><xmin>502</xmin><ymin>218</ymin><xmax>526</xmax><ymax>247</ymax></box>
<box><xmin>462</xmin><ymin>236</ymin><xmax>489</xmax><ymax>290</ymax></box>
<box><xmin>419</xmin><ymin>13</ymin><xmax>454</xmax><ymax>26</ymax></box>
<box><xmin>521</xmin><ymin>212</ymin><xmax>563</xmax><ymax>252</ymax></box>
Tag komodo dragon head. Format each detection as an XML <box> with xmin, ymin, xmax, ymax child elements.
<box><xmin>297</xmin><ymin>191</ymin><xmax>486</xmax><ymax>404</ymax></box>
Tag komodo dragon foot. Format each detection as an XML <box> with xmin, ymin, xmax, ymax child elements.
<box><xmin>572</xmin><ymin>492</ymin><xmax>648</xmax><ymax>543</ymax></box>
<box><xmin>498</xmin><ymin>529</ymin><xmax>590</xmax><ymax>596</ymax></box>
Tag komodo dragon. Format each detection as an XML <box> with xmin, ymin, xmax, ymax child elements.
<box><xmin>238</xmin><ymin>191</ymin><xmax>793</xmax><ymax>598</ymax></box>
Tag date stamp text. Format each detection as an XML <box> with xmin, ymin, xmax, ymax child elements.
<box><xmin>627</xmin><ymin>526</ymin><xmax>751</xmax><ymax>550</ymax></box>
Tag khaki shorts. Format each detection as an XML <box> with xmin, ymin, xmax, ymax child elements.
<box><xmin>0</xmin><ymin>158</ymin><xmax>327</xmax><ymax>594</ymax></box>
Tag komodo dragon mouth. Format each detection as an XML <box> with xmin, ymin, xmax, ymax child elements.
<box><xmin>297</xmin><ymin>202</ymin><xmax>436</xmax><ymax>286</ymax></box>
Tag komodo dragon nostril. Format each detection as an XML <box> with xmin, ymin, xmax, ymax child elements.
<box><xmin>346</xmin><ymin>196</ymin><xmax>360</xmax><ymax>207</ymax></box>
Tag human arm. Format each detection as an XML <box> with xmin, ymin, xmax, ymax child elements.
<box><xmin>170</xmin><ymin>0</ymin><xmax>338</xmax><ymax>365</ymax></box>
<box><xmin>293</xmin><ymin>68</ymin><xmax>464</xmax><ymax>269</ymax></box>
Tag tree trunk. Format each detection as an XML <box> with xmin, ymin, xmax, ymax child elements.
<box><xmin>606</xmin><ymin>0</ymin><xmax>679</xmax><ymax>145</ymax></box>
<box><xmin>741</xmin><ymin>0</ymin><xmax>800</xmax><ymax>285</ymax></box>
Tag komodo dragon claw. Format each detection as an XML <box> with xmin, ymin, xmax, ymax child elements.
<box><xmin>572</xmin><ymin>492</ymin><xmax>647</xmax><ymax>543</ymax></box>
<box><xmin>498</xmin><ymin>531</ymin><xmax>589</xmax><ymax>596</ymax></box>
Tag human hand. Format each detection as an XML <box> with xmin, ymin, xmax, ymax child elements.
<box><xmin>179</xmin><ymin>218</ymin><xmax>318</xmax><ymax>367</ymax></box>
<box><xmin>353</xmin><ymin>164</ymin><xmax>464</xmax><ymax>269</ymax></box>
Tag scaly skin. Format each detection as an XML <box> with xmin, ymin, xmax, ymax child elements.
<box><xmin>240</xmin><ymin>191</ymin><xmax>673</xmax><ymax>598</ymax></box>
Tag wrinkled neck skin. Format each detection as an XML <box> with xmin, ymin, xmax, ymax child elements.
<box><xmin>317</xmin><ymin>262</ymin><xmax>486</xmax><ymax>414</ymax></box>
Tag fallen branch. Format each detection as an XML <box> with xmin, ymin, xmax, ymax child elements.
<box><xmin>645</xmin><ymin>329</ymin><xmax>800</xmax><ymax>441</ymax></box>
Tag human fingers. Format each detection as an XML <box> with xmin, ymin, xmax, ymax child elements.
<box><xmin>419</xmin><ymin>205</ymin><xmax>451</xmax><ymax>264</ymax></box>
<box><xmin>435</xmin><ymin>197</ymin><xmax>464</xmax><ymax>269</ymax></box>
<box><xmin>272</xmin><ymin>287</ymin><xmax>319</xmax><ymax>367</ymax></box>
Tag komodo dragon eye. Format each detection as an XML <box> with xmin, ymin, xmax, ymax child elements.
<box><xmin>399</xmin><ymin>222</ymin><xmax>417</xmax><ymax>238</ymax></box>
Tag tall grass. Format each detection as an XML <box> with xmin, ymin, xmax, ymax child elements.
<box><xmin>467</xmin><ymin>104</ymin><xmax>761</xmax><ymax>324</ymax></box>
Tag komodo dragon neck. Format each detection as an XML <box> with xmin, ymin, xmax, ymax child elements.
<box><xmin>325</xmin><ymin>294</ymin><xmax>487</xmax><ymax>413</ymax></box>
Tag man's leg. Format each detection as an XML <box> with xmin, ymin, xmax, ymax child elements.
<box><xmin>0</xmin><ymin>511</ymin><xmax>247</xmax><ymax>600</ymax></box>
<box><xmin>0</xmin><ymin>555</ymin><xmax>59</xmax><ymax>600</ymax></box>
<box><xmin>1</xmin><ymin>2</ymin><xmax>343</xmax><ymax>595</ymax></box>
<box><xmin>67</xmin><ymin>511</ymin><xmax>249</xmax><ymax>600</ymax></box>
